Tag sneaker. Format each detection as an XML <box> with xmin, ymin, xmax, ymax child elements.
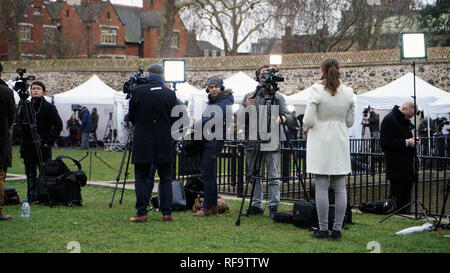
<box><xmin>246</xmin><ymin>206</ymin><xmax>264</xmax><ymax>216</ymax></box>
<box><xmin>329</xmin><ymin>230</ymin><xmax>342</xmax><ymax>241</ymax></box>
<box><xmin>311</xmin><ymin>230</ymin><xmax>329</xmax><ymax>240</ymax></box>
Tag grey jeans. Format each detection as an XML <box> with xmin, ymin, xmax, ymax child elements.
<box><xmin>315</xmin><ymin>175</ymin><xmax>347</xmax><ymax>231</ymax></box>
<box><xmin>246</xmin><ymin>149</ymin><xmax>280</xmax><ymax>209</ymax></box>
<box><xmin>81</xmin><ymin>132</ymin><xmax>90</xmax><ymax>149</ymax></box>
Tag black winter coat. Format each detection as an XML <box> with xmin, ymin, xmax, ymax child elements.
<box><xmin>18</xmin><ymin>96</ymin><xmax>63</xmax><ymax>163</ymax></box>
<box><xmin>380</xmin><ymin>105</ymin><xmax>416</xmax><ymax>182</ymax></box>
<box><xmin>129</xmin><ymin>76</ymin><xmax>178</xmax><ymax>164</ymax></box>
<box><xmin>0</xmin><ymin>79</ymin><xmax>15</xmax><ymax>169</ymax></box>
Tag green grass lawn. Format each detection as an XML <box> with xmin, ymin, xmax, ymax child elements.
<box><xmin>1</xmin><ymin>179</ymin><xmax>449</xmax><ymax>253</ymax></box>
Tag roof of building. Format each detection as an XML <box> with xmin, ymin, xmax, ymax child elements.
<box><xmin>44</xmin><ymin>1</ymin><xmax>65</xmax><ymax>20</ymax></box>
<box><xmin>113</xmin><ymin>5</ymin><xmax>142</xmax><ymax>43</ymax></box>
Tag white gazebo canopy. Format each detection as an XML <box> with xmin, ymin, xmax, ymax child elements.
<box><xmin>350</xmin><ymin>72</ymin><xmax>449</xmax><ymax>138</ymax></box>
<box><xmin>223</xmin><ymin>71</ymin><xmax>258</xmax><ymax>103</ymax></box>
<box><xmin>53</xmin><ymin>75</ymin><xmax>127</xmax><ymax>142</ymax></box>
<box><xmin>428</xmin><ymin>93</ymin><xmax>450</xmax><ymax>118</ymax></box>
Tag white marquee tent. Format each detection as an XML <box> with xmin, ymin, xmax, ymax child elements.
<box><xmin>53</xmin><ymin>75</ymin><xmax>127</xmax><ymax>143</ymax></box>
<box><xmin>223</xmin><ymin>71</ymin><xmax>258</xmax><ymax>103</ymax></box>
<box><xmin>428</xmin><ymin>93</ymin><xmax>450</xmax><ymax>118</ymax></box>
<box><xmin>350</xmin><ymin>72</ymin><xmax>449</xmax><ymax>138</ymax></box>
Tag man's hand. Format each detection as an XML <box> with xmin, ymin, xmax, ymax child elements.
<box><xmin>246</xmin><ymin>97</ymin><xmax>256</xmax><ymax>106</ymax></box>
<box><xmin>407</xmin><ymin>138</ymin><xmax>420</xmax><ymax>147</ymax></box>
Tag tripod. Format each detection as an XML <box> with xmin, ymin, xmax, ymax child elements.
<box><xmin>17</xmin><ymin>94</ymin><xmax>53</xmax><ymax>206</ymax></box>
<box><xmin>434</xmin><ymin>180</ymin><xmax>450</xmax><ymax>231</ymax></box>
<box><xmin>235</xmin><ymin>93</ymin><xmax>310</xmax><ymax>226</ymax></box>
<box><xmin>109</xmin><ymin>128</ymin><xmax>133</xmax><ymax>208</ymax></box>
<box><xmin>103</xmin><ymin>112</ymin><xmax>114</xmax><ymax>143</ymax></box>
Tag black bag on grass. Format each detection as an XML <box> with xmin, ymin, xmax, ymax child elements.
<box><xmin>273</xmin><ymin>210</ymin><xmax>294</xmax><ymax>224</ymax></box>
<box><xmin>293</xmin><ymin>201</ymin><xmax>353</xmax><ymax>229</ymax></box>
<box><xmin>184</xmin><ymin>175</ymin><xmax>204</xmax><ymax>209</ymax></box>
<box><xmin>3</xmin><ymin>188</ymin><xmax>21</xmax><ymax>205</ymax></box>
<box><xmin>358</xmin><ymin>199</ymin><xmax>393</xmax><ymax>215</ymax></box>
<box><xmin>151</xmin><ymin>180</ymin><xmax>187</xmax><ymax>211</ymax></box>
<box><xmin>37</xmin><ymin>155</ymin><xmax>87</xmax><ymax>206</ymax></box>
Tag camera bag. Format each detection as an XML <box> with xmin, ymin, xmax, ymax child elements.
<box><xmin>37</xmin><ymin>155</ymin><xmax>87</xmax><ymax>206</ymax></box>
<box><xmin>3</xmin><ymin>188</ymin><xmax>21</xmax><ymax>205</ymax></box>
<box><xmin>293</xmin><ymin>201</ymin><xmax>352</xmax><ymax>229</ymax></box>
<box><xmin>150</xmin><ymin>180</ymin><xmax>187</xmax><ymax>211</ymax></box>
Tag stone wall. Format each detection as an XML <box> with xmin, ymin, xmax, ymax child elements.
<box><xmin>2</xmin><ymin>47</ymin><xmax>449</xmax><ymax>96</ymax></box>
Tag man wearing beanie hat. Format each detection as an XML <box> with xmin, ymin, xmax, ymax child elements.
<box><xmin>0</xmin><ymin>62</ymin><xmax>15</xmax><ymax>220</ymax></box>
<box><xmin>192</xmin><ymin>76</ymin><xmax>234</xmax><ymax>217</ymax></box>
<box><xmin>128</xmin><ymin>63</ymin><xmax>177</xmax><ymax>223</ymax></box>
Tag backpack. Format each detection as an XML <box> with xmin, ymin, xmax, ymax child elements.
<box><xmin>37</xmin><ymin>155</ymin><xmax>87</xmax><ymax>206</ymax></box>
<box><xmin>150</xmin><ymin>180</ymin><xmax>187</xmax><ymax>211</ymax></box>
<box><xmin>293</xmin><ymin>200</ymin><xmax>353</xmax><ymax>229</ymax></box>
<box><xmin>3</xmin><ymin>188</ymin><xmax>21</xmax><ymax>205</ymax></box>
<box><xmin>358</xmin><ymin>199</ymin><xmax>393</xmax><ymax>215</ymax></box>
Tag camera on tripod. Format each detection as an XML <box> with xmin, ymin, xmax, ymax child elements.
<box><xmin>260</xmin><ymin>68</ymin><xmax>284</xmax><ymax>95</ymax></box>
<box><xmin>12</xmin><ymin>68</ymin><xmax>36</xmax><ymax>101</ymax></box>
<box><xmin>435</xmin><ymin>117</ymin><xmax>449</xmax><ymax>132</ymax></box>
<box><xmin>361</xmin><ymin>106</ymin><xmax>371</xmax><ymax>125</ymax></box>
<box><xmin>122</xmin><ymin>66</ymin><xmax>148</xmax><ymax>99</ymax></box>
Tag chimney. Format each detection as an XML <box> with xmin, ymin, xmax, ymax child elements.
<box><xmin>143</xmin><ymin>0</ymin><xmax>163</xmax><ymax>11</ymax></box>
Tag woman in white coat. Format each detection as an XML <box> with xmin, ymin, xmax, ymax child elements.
<box><xmin>303</xmin><ymin>58</ymin><xmax>356</xmax><ymax>241</ymax></box>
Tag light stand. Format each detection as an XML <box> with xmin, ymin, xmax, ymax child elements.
<box><xmin>380</xmin><ymin>32</ymin><xmax>434</xmax><ymax>223</ymax></box>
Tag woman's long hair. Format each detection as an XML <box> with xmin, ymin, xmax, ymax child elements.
<box><xmin>320</xmin><ymin>58</ymin><xmax>341</xmax><ymax>96</ymax></box>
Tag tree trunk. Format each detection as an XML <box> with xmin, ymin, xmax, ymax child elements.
<box><xmin>0</xmin><ymin>0</ymin><xmax>22</xmax><ymax>60</ymax></box>
<box><xmin>157</xmin><ymin>0</ymin><xmax>177</xmax><ymax>58</ymax></box>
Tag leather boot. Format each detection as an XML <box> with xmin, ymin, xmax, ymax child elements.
<box><xmin>129</xmin><ymin>214</ymin><xmax>147</xmax><ymax>223</ymax></box>
<box><xmin>193</xmin><ymin>208</ymin><xmax>212</xmax><ymax>217</ymax></box>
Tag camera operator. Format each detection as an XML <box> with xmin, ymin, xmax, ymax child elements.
<box><xmin>364</xmin><ymin>107</ymin><xmax>380</xmax><ymax>139</ymax></box>
<box><xmin>418</xmin><ymin>114</ymin><xmax>435</xmax><ymax>156</ymax></box>
<box><xmin>128</xmin><ymin>64</ymin><xmax>178</xmax><ymax>223</ymax></box>
<box><xmin>18</xmin><ymin>81</ymin><xmax>63</xmax><ymax>203</ymax></box>
<box><xmin>78</xmin><ymin>106</ymin><xmax>92</xmax><ymax>149</ymax></box>
<box><xmin>0</xmin><ymin>62</ymin><xmax>15</xmax><ymax>220</ymax></box>
<box><xmin>241</xmin><ymin>65</ymin><xmax>289</xmax><ymax>219</ymax></box>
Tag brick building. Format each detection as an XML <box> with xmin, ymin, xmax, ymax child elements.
<box><xmin>0</xmin><ymin>0</ymin><xmax>188</xmax><ymax>60</ymax></box>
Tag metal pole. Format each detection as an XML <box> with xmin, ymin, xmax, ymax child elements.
<box><xmin>413</xmin><ymin>61</ymin><xmax>418</xmax><ymax>219</ymax></box>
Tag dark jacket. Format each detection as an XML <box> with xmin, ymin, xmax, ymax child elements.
<box><xmin>286</xmin><ymin>115</ymin><xmax>300</xmax><ymax>138</ymax></box>
<box><xmin>18</xmin><ymin>96</ymin><xmax>63</xmax><ymax>163</ymax></box>
<box><xmin>368</xmin><ymin>111</ymin><xmax>380</xmax><ymax>133</ymax></box>
<box><xmin>194</xmin><ymin>89</ymin><xmax>234</xmax><ymax>140</ymax></box>
<box><xmin>129</xmin><ymin>76</ymin><xmax>178</xmax><ymax>164</ymax></box>
<box><xmin>0</xmin><ymin>79</ymin><xmax>15</xmax><ymax>169</ymax></box>
<box><xmin>80</xmin><ymin>109</ymin><xmax>92</xmax><ymax>133</ymax></box>
<box><xmin>91</xmin><ymin>112</ymin><xmax>99</xmax><ymax>131</ymax></box>
<box><xmin>67</xmin><ymin>118</ymin><xmax>80</xmax><ymax>131</ymax></box>
<box><xmin>380</xmin><ymin>105</ymin><xmax>416</xmax><ymax>182</ymax></box>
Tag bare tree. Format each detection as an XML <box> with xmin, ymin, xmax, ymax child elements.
<box><xmin>156</xmin><ymin>0</ymin><xmax>198</xmax><ymax>57</ymax></box>
<box><xmin>0</xmin><ymin>0</ymin><xmax>32</xmax><ymax>60</ymax></box>
<box><xmin>181</xmin><ymin>0</ymin><xmax>274</xmax><ymax>56</ymax></box>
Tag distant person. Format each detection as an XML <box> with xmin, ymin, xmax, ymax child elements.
<box><xmin>0</xmin><ymin>61</ymin><xmax>15</xmax><ymax>220</ymax></box>
<box><xmin>380</xmin><ymin>101</ymin><xmax>419</xmax><ymax>214</ymax></box>
<box><xmin>303</xmin><ymin>58</ymin><xmax>355</xmax><ymax>241</ymax></box>
<box><xmin>364</xmin><ymin>107</ymin><xmax>380</xmax><ymax>139</ymax></box>
<box><xmin>91</xmin><ymin>108</ymin><xmax>99</xmax><ymax>141</ymax></box>
<box><xmin>67</xmin><ymin>113</ymin><xmax>80</xmax><ymax>147</ymax></box>
<box><xmin>286</xmin><ymin>111</ymin><xmax>300</xmax><ymax>141</ymax></box>
<box><xmin>78</xmin><ymin>106</ymin><xmax>92</xmax><ymax>149</ymax></box>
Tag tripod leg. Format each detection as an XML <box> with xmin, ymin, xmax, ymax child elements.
<box><xmin>119</xmin><ymin>147</ymin><xmax>133</xmax><ymax>205</ymax></box>
<box><xmin>109</xmin><ymin>148</ymin><xmax>128</xmax><ymax>208</ymax></box>
<box><xmin>379</xmin><ymin>200</ymin><xmax>417</xmax><ymax>223</ymax></box>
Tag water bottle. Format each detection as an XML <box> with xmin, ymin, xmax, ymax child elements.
<box><xmin>21</xmin><ymin>198</ymin><xmax>30</xmax><ymax>220</ymax></box>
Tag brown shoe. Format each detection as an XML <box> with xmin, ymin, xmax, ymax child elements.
<box><xmin>210</xmin><ymin>206</ymin><xmax>218</xmax><ymax>215</ymax></box>
<box><xmin>162</xmin><ymin>215</ymin><xmax>174</xmax><ymax>222</ymax></box>
<box><xmin>0</xmin><ymin>214</ymin><xmax>11</xmax><ymax>221</ymax></box>
<box><xmin>193</xmin><ymin>208</ymin><xmax>212</xmax><ymax>217</ymax></box>
<box><xmin>129</xmin><ymin>215</ymin><xmax>147</xmax><ymax>223</ymax></box>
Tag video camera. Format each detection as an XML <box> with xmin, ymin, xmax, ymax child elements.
<box><xmin>122</xmin><ymin>66</ymin><xmax>148</xmax><ymax>99</ymax></box>
<box><xmin>260</xmin><ymin>68</ymin><xmax>284</xmax><ymax>95</ymax></box>
<box><xmin>435</xmin><ymin>117</ymin><xmax>449</xmax><ymax>131</ymax></box>
<box><xmin>361</xmin><ymin>106</ymin><xmax>371</xmax><ymax>126</ymax></box>
<box><xmin>71</xmin><ymin>104</ymin><xmax>82</xmax><ymax>112</ymax></box>
<box><xmin>12</xmin><ymin>68</ymin><xmax>36</xmax><ymax>101</ymax></box>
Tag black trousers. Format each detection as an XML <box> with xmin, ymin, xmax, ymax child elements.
<box><xmin>23</xmin><ymin>147</ymin><xmax>52</xmax><ymax>202</ymax></box>
<box><xmin>389</xmin><ymin>179</ymin><xmax>413</xmax><ymax>214</ymax></box>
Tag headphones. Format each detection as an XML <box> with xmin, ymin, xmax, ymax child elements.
<box><xmin>205</xmin><ymin>76</ymin><xmax>225</xmax><ymax>93</ymax></box>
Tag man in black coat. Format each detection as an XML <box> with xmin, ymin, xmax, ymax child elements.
<box><xmin>0</xmin><ymin>62</ymin><xmax>15</xmax><ymax>220</ymax></box>
<box><xmin>380</xmin><ymin>102</ymin><xmax>419</xmax><ymax>214</ymax></box>
<box><xmin>128</xmin><ymin>64</ymin><xmax>178</xmax><ymax>223</ymax></box>
<box><xmin>18</xmin><ymin>81</ymin><xmax>63</xmax><ymax>202</ymax></box>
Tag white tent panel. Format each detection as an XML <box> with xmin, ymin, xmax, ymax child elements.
<box><xmin>223</xmin><ymin>71</ymin><xmax>258</xmax><ymax>103</ymax></box>
<box><xmin>428</xmin><ymin>93</ymin><xmax>450</xmax><ymax>117</ymax></box>
<box><xmin>350</xmin><ymin>72</ymin><xmax>448</xmax><ymax>138</ymax></box>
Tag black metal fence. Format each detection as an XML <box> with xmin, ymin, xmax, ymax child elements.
<box><xmin>176</xmin><ymin>138</ymin><xmax>449</xmax><ymax>216</ymax></box>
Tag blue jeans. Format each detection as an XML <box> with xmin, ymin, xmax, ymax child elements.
<box><xmin>134</xmin><ymin>163</ymin><xmax>172</xmax><ymax>216</ymax></box>
<box><xmin>200</xmin><ymin>141</ymin><xmax>224</xmax><ymax>208</ymax></box>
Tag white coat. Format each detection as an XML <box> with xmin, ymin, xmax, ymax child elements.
<box><xmin>303</xmin><ymin>83</ymin><xmax>356</xmax><ymax>175</ymax></box>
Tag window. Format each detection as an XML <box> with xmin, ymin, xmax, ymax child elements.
<box><xmin>101</xmin><ymin>28</ymin><xmax>117</xmax><ymax>45</ymax></box>
<box><xmin>34</xmin><ymin>7</ymin><xmax>42</xmax><ymax>16</ymax></box>
<box><xmin>106</xmin><ymin>12</ymin><xmax>111</xmax><ymax>21</ymax></box>
<box><xmin>20</xmin><ymin>26</ymin><xmax>32</xmax><ymax>41</ymax></box>
<box><xmin>171</xmin><ymin>31</ymin><xmax>179</xmax><ymax>48</ymax></box>
<box><xmin>43</xmin><ymin>27</ymin><xmax>56</xmax><ymax>42</ymax></box>
<box><xmin>66</xmin><ymin>9</ymin><xmax>70</xmax><ymax>18</ymax></box>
